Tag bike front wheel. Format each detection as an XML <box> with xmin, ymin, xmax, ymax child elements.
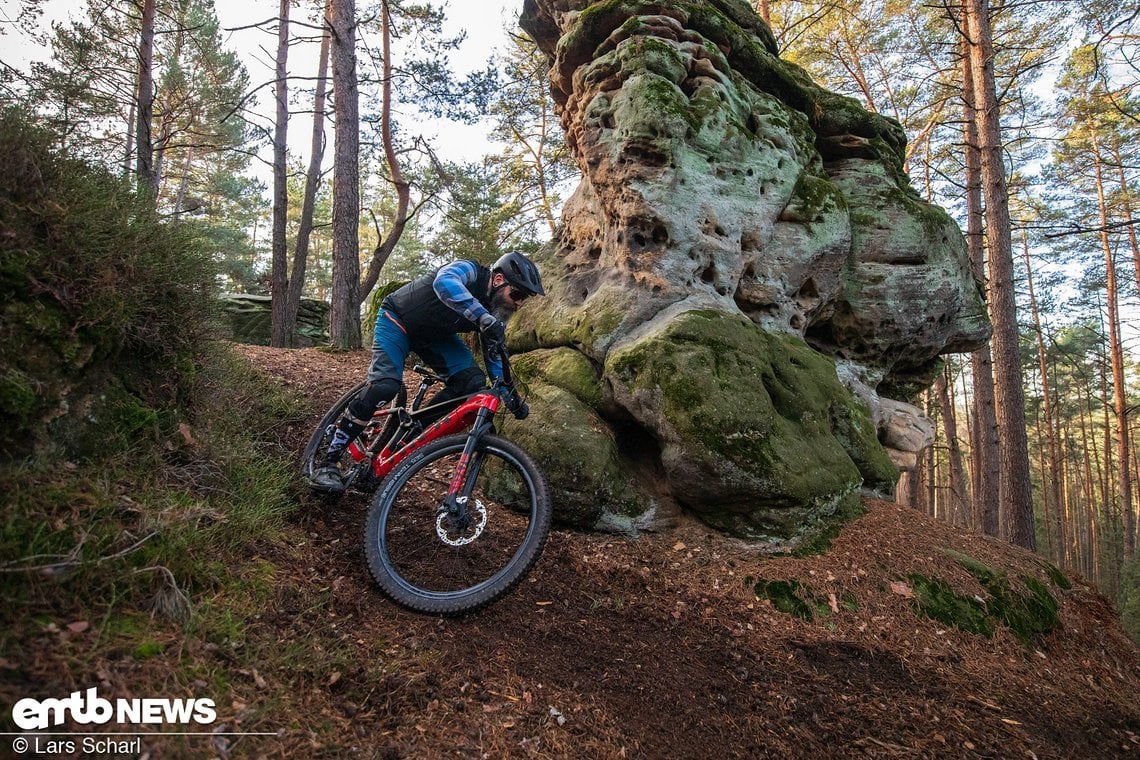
<box><xmin>364</xmin><ymin>433</ymin><xmax>552</xmax><ymax>615</ymax></box>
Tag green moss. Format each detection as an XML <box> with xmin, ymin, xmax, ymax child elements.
<box><xmin>907</xmin><ymin>551</ymin><xmax>1062</xmax><ymax>647</ymax></box>
<box><xmin>754</xmin><ymin>579</ymin><xmax>815</xmax><ymax>620</ymax></box>
<box><xmin>782</xmin><ymin>173</ymin><xmax>845</xmax><ymax>225</ymax></box>
<box><xmin>499</xmin><ymin>379</ymin><xmax>645</xmax><ymax>528</ymax></box>
<box><xmin>0</xmin><ymin>368</ymin><xmax>39</xmax><ymax>424</ymax></box>
<box><xmin>790</xmin><ymin>494</ymin><xmax>865</xmax><ymax>557</ymax></box>
<box><xmin>514</xmin><ymin>348</ymin><xmax>603</xmax><ymax>407</ymax></box>
<box><xmin>908</xmin><ymin>573</ymin><xmax>995</xmax><ymax>638</ymax></box>
<box><xmin>1038</xmin><ymin>560</ymin><xmax>1072</xmax><ymax>590</ymax></box>
<box><xmin>606</xmin><ymin>310</ymin><xmax>894</xmax><ymax>540</ymax></box>
<box><xmin>132</xmin><ymin>640</ymin><xmax>165</xmax><ymax>660</ymax></box>
<box><xmin>753</xmin><ymin>578</ymin><xmax>854</xmax><ymax>621</ymax></box>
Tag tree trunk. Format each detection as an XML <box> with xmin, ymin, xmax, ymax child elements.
<box><xmin>965</xmin><ymin>0</ymin><xmax>1034</xmax><ymax>549</ymax></box>
<box><xmin>270</xmin><ymin>0</ymin><xmax>292</xmax><ymax>348</ymax></box>
<box><xmin>936</xmin><ymin>370</ymin><xmax>972</xmax><ymax>528</ymax></box>
<box><xmin>1091</xmin><ymin>127</ymin><xmax>1135</xmax><ymax>561</ymax></box>
<box><xmin>1112</xmin><ymin>145</ymin><xmax>1139</xmax><ymax>559</ymax></box>
<box><xmin>285</xmin><ymin>0</ymin><xmax>333</xmax><ymax>347</ymax></box>
<box><xmin>329</xmin><ymin>0</ymin><xmax>362</xmax><ymax>349</ymax></box>
<box><xmin>753</xmin><ymin>1</ymin><xmax>770</xmax><ymax>26</ymax></box>
<box><xmin>122</xmin><ymin>94</ymin><xmax>136</xmax><ymax>180</ymax></box>
<box><xmin>1077</xmin><ymin>382</ymin><xmax>1098</xmax><ymax>577</ymax></box>
<box><xmin>1022</xmin><ymin>227</ymin><xmax>1063</xmax><ymax>560</ymax></box>
<box><xmin>134</xmin><ymin>0</ymin><xmax>158</xmax><ymax>203</ymax></box>
<box><xmin>173</xmin><ymin>145</ymin><xmax>194</xmax><ymax>217</ymax></box>
<box><xmin>960</xmin><ymin>12</ymin><xmax>999</xmax><ymax>537</ymax></box>
<box><xmin>358</xmin><ymin>0</ymin><xmax>411</xmax><ymax>308</ymax></box>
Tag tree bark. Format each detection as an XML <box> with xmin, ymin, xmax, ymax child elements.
<box><xmin>1112</xmin><ymin>144</ymin><xmax>1139</xmax><ymax>559</ymax></box>
<box><xmin>1091</xmin><ymin>126</ymin><xmax>1135</xmax><ymax>561</ymax></box>
<box><xmin>329</xmin><ymin>0</ymin><xmax>362</xmax><ymax>349</ymax></box>
<box><xmin>961</xmin><ymin>8</ymin><xmax>999</xmax><ymax>537</ymax></box>
<box><xmin>936</xmin><ymin>370</ymin><xmax>972</xmax><ymax>528</ymax></box>
<box><xmin>1022</xmin><ymin>227</ymin><xmax>1064</xmax><ymax>560</ymax></box>
<box><xmin>134</xmin><ymin>0</ymin><xmax>158</xmax><ymax>203</ymax></box>
<box><xmin>358</xmin><ymin>0</ymin><xmax>411</xmax><ymax>307</ymax></box>
<box><xmin>270</xmin><ymin>0</ymin><xmax>292</xmax><ymax>348</ymax></box>
<box><xmin>284</xmin><ymin>0</ymin><xmax>333</xmax><ymax>347</ymax></box>
<box><xmin>965</xmin><ymin>0</ymin><xmax>1035</xmax><ymax>549</ymax></box>
<box><xmin>753</xmin><ymin>0</ymin><xmax>770</xmax><ymax>26</ymax></box>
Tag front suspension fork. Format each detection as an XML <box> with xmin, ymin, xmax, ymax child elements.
<box><xmin>441</xmin><ymin>407</ymin><xmax>494</xmax><ymax>526</ymax></box>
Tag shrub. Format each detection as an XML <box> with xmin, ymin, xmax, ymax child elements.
<box><xmin>0</xmin><ymin>107</ymin><xmax>216</xmax><ymax>459</ymax></box>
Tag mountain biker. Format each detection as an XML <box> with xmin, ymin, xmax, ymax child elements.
<box><xmin>309</xmin><ymin>250</ymin><xmax>546</xmax><ymax>493</ymax></box>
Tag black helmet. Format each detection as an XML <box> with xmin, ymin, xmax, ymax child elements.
<box><xmin>492</xmin><ymin>251</ymin><xmax>545</xmax><ymax>296</ymax></box>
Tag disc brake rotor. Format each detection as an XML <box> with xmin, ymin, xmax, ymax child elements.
<box><xmin>436</xmin><ymin>496</ymin><xmax>487</xmax><ymax>546</ymax></box>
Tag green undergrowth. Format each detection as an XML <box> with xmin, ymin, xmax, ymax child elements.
<box><xmin>749</xmin><ymin>577</ymin><xmax>858</xmax><ymax>623</ymax></box>
<box><xmin>0</xmin><ymin>344</ymin><xmax>304</xmax><ymax>729</ymax></box>
<box><xmin>749</xmin><ymin>548</ymin><xmax>1065</xmax><ymax>648</ymax></box>
<box><xmin>907</xmin><ymin>549</ymin><xmax>1061</xmax><ymax>647</ymax></box>
<box><xmin>0</xmin><ymin>346</ymin><xmax>301</xmax><ymax>623</ymax></box>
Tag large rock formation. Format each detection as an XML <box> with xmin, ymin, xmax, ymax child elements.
<box><xmin>506</xmin><ymin>0</ymin><xmax>989</xmax><ymax>546</ymax></box>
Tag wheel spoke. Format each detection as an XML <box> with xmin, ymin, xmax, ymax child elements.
<box><xmin>373</xmin><ymin>439</ymin><xmax>539</xmax><ymax>598</ymax></box>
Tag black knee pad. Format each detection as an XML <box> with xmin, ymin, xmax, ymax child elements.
<box><xmin>347</xmin><ymin>377</ymin><xmax>403</xmax><ymax>419</ymax></box>
<box><xmin>447</xmin><ymin>365</ymin><xmax>487</xmax><ymax>396</ymax></box>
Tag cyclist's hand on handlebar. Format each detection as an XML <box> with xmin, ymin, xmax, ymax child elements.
<box><xmin>500</xmin><ymin>386</ymin><xmax>529</xmax><ymax>420</ymax></box>
<box><xmin>478</xmin><ymin>313</ymin><xmax>507</xmax><ymax>350</ymax></box>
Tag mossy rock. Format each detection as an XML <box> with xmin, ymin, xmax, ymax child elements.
<box><xmin>504</xmin><ymin>357</ymin><xmax>652</xmax><ymax>530</ymax></box>
<box><xmin>605</xmin><ymin>309</ymin><xmax>896</xmax><ymax>543</ymax></box>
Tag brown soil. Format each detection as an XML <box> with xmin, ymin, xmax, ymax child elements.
<box><xmin>7</xmin><ymin>345</ymin><xmax>1140</xmax><ymax>759</ymax></box>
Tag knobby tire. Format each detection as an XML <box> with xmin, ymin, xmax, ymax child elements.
<box><xmin>364</xmin><ymin>433</ymin><xmax>552</xmax><ymax>615</ymax></box>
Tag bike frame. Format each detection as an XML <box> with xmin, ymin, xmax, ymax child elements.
<box><xmin>355</xmin><ymin>391</ymin><xmax>501</xmax><ymax>481</ymax></box>
<box><xmin>335</xmin><ymin>345</ymin><xmax>514</xmax><ymax>504</ymax></box>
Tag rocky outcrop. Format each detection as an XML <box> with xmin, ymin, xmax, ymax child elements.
<box><xmin>220</xmin><ymin>294</ymin><xmax>330</xmax><ymax>347</ymax></box>
<box><xmin>508</xmin><ymin>0</ymin><xmax>989</xmax><ymax>545</ymax></box>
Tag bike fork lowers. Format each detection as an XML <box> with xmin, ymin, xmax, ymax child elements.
<box><xmin>442</xmin><ymin>407</ymin><xmax>494</xmax><ymax>527</ymax></box>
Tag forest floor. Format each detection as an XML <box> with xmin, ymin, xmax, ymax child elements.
<box><xmin>5</xmin><ymin>345</ymin><xmax>1140</xmax><ymax>759</ymax></box>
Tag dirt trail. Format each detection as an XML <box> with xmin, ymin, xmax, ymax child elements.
<box><xmin>219</xmin><ymin>345</ymin><xmax>1140</xmax><ymax>759</ymax></box>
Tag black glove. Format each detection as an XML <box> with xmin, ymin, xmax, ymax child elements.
<box><xmin>478</xmin><ymin>313</ymin><xmax>506</xmax><ymax>351</ymax></box>
<box><xmin>501</xmin><ymin>387</ymin><xmax>529</xmax><ymax>420</ymax></box>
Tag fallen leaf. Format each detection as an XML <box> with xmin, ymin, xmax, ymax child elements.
<box><xmin>178</xmin><ymin>423</ymin><xmax>196</xmax><ymax>445</ymax></box>
<box><xmin>327</xmin><ymin>671</ymin><xmax>341</xmax><ymax>687</ymax></box>
<box><xmin>889</xmin><ymin>581</ymin><xmax>914</xmax><ymax>599</ymax></box>
<box><xmin>673</xmin><ymin>542</ymin><xmax>686</xmax><ymax>551</ymax></box>
<box><xmin>827</xmin><ymin>593</ymin><xmax>839</xmax><ymax>614</ymax></box>
<box><xmin>67</xmin><ymin>621</ymin><xmax>90</xmax><ymax>634</ymax></box>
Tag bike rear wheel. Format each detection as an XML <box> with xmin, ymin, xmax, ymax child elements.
<box><xmin>301</xmin><ymin>381</ymin><xmax>407</xmax><ymax>491</ymax></box>
<box><xmin>364</xmin><ymin>433</ymin><xmax>552</xmax><ymax>615</ymax></box>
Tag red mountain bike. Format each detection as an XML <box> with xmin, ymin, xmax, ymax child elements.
<box><xmin>301</xmin><ymin>347</ymin><xmax>552</xmax><ymax>615</ymax></box>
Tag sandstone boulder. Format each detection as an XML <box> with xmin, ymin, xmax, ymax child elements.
<box><xmin>508</xmin><ymin>0</ymin><xmax>988</xmax><ymax>545</ymax></box>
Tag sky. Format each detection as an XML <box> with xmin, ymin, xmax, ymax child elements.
<box><xmin>0</xmin><ymin>0</ymin><xmax>529</xmax><ymax>166</ymax></box>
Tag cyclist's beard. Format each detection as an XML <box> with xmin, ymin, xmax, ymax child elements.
<box><xmin>489</xmin><ymin>286</ymin><xmax>517</xmax><ymax>322</ymax></box>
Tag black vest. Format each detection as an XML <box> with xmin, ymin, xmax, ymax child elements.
<box><xmin>381</xmin><ymin>263</ymin><xmax>493</xmax><ymax>343</ymax></box>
